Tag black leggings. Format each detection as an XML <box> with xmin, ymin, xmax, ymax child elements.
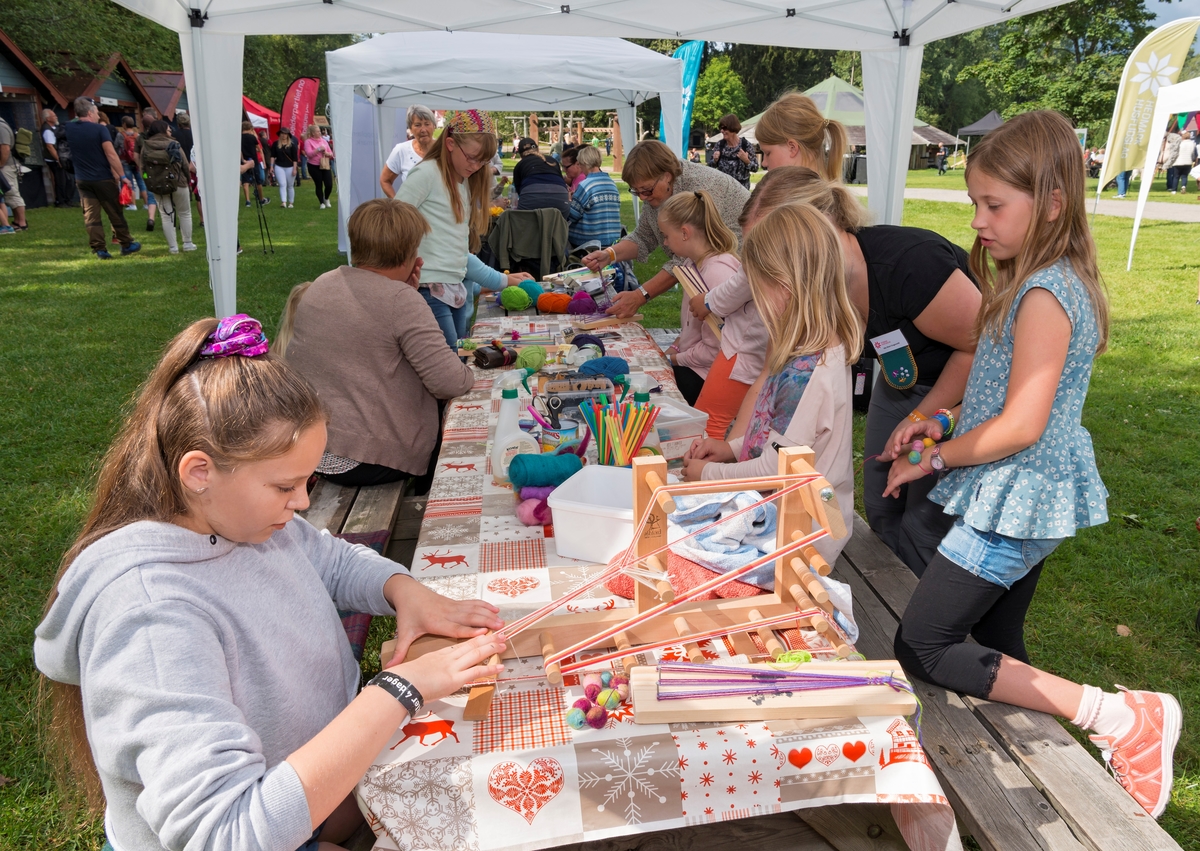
<box><xmin>893</xmin><ymin>551</ymin><xmax>1045</xmax><ymax>699</ymax></box>
<box><xmin>671</xmin><ymin>364</ymin><xmax>705</xmax><ymax>407</ymax></box>
<box><xmin>309</xmin><ymin>165</ymin><xmax>333</xmax><ymax>204</ymax></box>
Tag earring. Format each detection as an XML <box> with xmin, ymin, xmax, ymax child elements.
<box><xmin>194</xmin><ymin>487</ymin><xmax>208</xmax><ymax>494</ymax></box>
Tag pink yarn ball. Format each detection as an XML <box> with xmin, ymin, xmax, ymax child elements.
<box><xmin>609</xmin><ymin>674</ymin><xmax>628</xmax><ymax>688</ymax></box>
<box><xmin>585</xmin><ymin>705</ymin><xmax>608</xmax><ymax>729</ymax></box>
<box><xmin>615</xmin><ymin>683</ymin><xmax>629</xmax><ymax>700</ymax></box>
<box><xmin>584</xmin><ymin>682</ymin><xmax>602</xmax><ymax>701</ymax></box>
<box><xmin>582</xmin><ymin>672</ymin><xmax>603</xmax><ymax>688</ymax></box>
<box><xmin>516</xmin><ymin>498</ymin><xmax>552</xmax><ymax>526</ymax></box>
<box><xmin>573</xmin><ymin>697</ymin><xmax>593</xmax><ymax>711</ymax></box>
<box><xmin>911</xmin><ymin>440</ymin><xmax>924</xmax><ymax>453</ymax></box>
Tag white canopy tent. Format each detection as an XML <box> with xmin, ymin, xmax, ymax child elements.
<box><xmin>325</xmin><ymin>32</ymin><xmax>685</xmax><ymax>257</ymax></box>
<box><xmin>111</xmin><ymin>0</ymin><xmax>1075</xmax><ymax>316</ymax></box>
<box><xmin>1128</xmin><ymin>75</ymin><xmax>1200</xmax><ymax>269</ymax></box>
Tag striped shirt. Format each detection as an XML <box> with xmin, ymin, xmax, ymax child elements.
<box><xmin>566</xmin><ymin>171</ymin><xmax>623</xmax><ymax>247</ymax></box>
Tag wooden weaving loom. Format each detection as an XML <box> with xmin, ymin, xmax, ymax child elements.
<box><xmin>403</xmin><ymin>447</ymin><xmax>870</xmax><ymax>720</ymax></box>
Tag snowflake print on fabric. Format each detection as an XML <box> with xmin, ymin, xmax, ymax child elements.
<box><xmin>674</xmin><ymin>722</ymin><xmax>781</xmax><ymax>824</ymax></box>
<box><xmin>421</xmin><ymin>574</ymin><xmax>481</xmax><ymax>602</ymax></box>
<box><xmin>575</xmin><ymin>735</ymin><xmax>682</xmax><ymax>829</ymax></box>
<box><xmin>359</xmin><ymin>756</ymin><xmax>479</xmax><ymax>851</ymax></box>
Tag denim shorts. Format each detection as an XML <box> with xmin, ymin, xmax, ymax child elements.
<box><xmin>937</xmin><ymin>518</ymin><xmax>1064</xmax><ymax>589</ymax></box>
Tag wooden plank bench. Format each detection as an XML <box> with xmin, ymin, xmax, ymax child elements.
<box><xmin>833</xmin><ymin>515</ymin><xmax>1182</xmax><ymax>851</ymax></box>
<box><xmin>300</xmin><ymin>477</ymin><xmax>408</xmax><ymax>541</ymax></box>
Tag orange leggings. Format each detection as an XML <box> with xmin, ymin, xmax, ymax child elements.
<box><xmin>695</xmin><ymin>352</ymin><xmax>752</xmax><ymax>439</ymax></box>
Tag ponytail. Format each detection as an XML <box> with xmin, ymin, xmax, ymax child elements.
<box><xmin>658</xmin><ymin>190</ymin><xmax>738</xmax><ymax>261</ymax></box>
<box><xmin>756</xmin><ymin>92</ymin><xmax>850</xmax><ymax>183</ymax></box>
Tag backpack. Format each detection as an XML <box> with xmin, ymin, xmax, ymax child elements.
<box><xmin>121</xmin><ymin>132</ymin><xmax>138</xmax><ymax>163</ymax></box>
<box><xmin>54</xmin><ymin>123</ymin><xmax>73</xmax><ymax>172</ymax></box>
<box><xmin>141</xmin><ymin>135</ymin><xmax>185</xmax><ymax>195</ymax></box>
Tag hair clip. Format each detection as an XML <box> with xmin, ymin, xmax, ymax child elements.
<box><xmin>200</xmin><ymin>314</ymin><xmax>270</xmax><ymax>359</ymax></box>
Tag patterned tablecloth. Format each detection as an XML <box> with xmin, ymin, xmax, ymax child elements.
<box><xmin>356</xmin><ymin>311</ymin><xmax>961</xmax><ymax>851</ymax></box>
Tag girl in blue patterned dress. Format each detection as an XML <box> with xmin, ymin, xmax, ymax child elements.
<box><xmin>884</xmin><ymin>111</ymin><xmax>1180</xmax><ymax>819</ymax></box>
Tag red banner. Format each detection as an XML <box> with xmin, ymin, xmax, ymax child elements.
<box><xmin>280</xmin><ymin>77</ymin><xmax>320</xmax><ymax>138</ymax></box>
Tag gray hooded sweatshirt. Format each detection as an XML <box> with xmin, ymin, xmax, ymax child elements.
<box><xmin>35</xmin><ymin>517</ymin><xmax>405</xmax><ymax>851</ymax></box>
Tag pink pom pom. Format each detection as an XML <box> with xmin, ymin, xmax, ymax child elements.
<box><xmin>609</xmin><ymin>674</ymin><xmax>628</xmax><ymax>688</ymax></box>
<box><xmin>585</xmin><ymin>705</ymin><xmax>608</xmax><ymax>729</ymax></box>
<box><xmin>516</xmin><ymin>498</ymin><xmax>552</xmax><ymax>526</ymax></box>
<box><xmin>582</xmin><ymin>672</ymin><xmax>603</xmax><ymax>688</ymax></box>
<box><xmin>911</xmin><ymin>440</ymin><xmax>924</xmax><ymax>453</ymax></box>
<box><xmin>584</xmin><ymin>682</ymin><xmax>602</xmax><ymax>701</ymax></box>
<box><xmin>615</xmin><ymin>683</ymin><xmax>629</xmax><ymax>700</ymax></box>
<box><xmin>573</xmin><ymin>697</ymin><xmax>593</xmax><ymax>711</ymax></box>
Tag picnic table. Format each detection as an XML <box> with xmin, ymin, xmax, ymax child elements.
<box><xmin>354</xmin><ymin>310</ymin><xmax>960</xmax><ymax>851</ymax></box>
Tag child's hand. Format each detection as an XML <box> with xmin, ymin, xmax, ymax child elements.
<box><xmin>688</xmin><ymin>293</ymin><xmax>710</xmax><ymax>320</ymax></box>
<box><xmin>882</xmin><ymin>454</ymin><xmax>932</xmax><ymax>499</ymax></box>
<box><xmin>681</xmin><ymin>456</ymin><xmax>710</xmax><ymax>481</ymax></box>
<box><xmin>684</xmin><ymin>437</ymin><xmax>735</xmax><ymax>464</ymax></box>
<box><xmin>880</xmin><ymin>418</ymin><xmax>944</xmax><ymax>462</ymax></box>
<box><xmin>506</xmin><ymin>272</ymin><xmax>534</xmax><ymax>287</ymax></box>
<box><xmin>386</xmin><ymin>577</ymin><xmax>504</xmax><ymax>666</ymax></box>
<box><xmin>385</xmin><ymin>633</ymin><xmax>506</xmax><ymax>705</ymax></box>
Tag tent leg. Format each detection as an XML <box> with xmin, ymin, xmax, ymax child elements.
<box><xmin>862</xmin><ymin>43</ymin><xmax>924</xmax><ymax>226</ymax></box>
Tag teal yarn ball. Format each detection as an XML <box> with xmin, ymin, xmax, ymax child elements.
<box><xmin>501</xmin><ymin>286</ymin><xmax>532</xmax><ymax>311</ymax></box>
<box><xmin>518</xmin><ymin>279</ymin><xmax>545</xmax><ymax>305</ymax></box>
<box><xmin>565</xmin><ymin>707</ymin><xmax>588</xmax><ymax>730</ymax></box>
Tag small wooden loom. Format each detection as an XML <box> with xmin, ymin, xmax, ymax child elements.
<box><xmin>402</xmin><ymin>447</ymin><xmax>858</xmax><ymax>720</ymax></box>
<box><xmin>671</xmin><ymin>265</ymin><xmax>724</xmax><ymax>341</ymax></box>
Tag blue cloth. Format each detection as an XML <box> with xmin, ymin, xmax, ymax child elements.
<box><xmin>419</xmin><ymin>286</ymin><xmax>460</xmax><ymax>350</ymax></box>
<box><xmin>567</xmin><ymin>172</ymin><xmax>623</xmax><ymax>248</ymax></box>
<box><xmin>578</xmin><ymin>356</ymin><xmax>628</xmax><ymax>381</ymax></box>
<box><xmin>931</xmin><ymin>259</ymin><xmax>1109</xmax><ymax>538</ymax></box>
<box><xmin>63</xmin><ymin>120</ymin><xmax>117</xmax><ymax>182</ymax></box>
<box><xmin>668</xmin><ymin>492</ymin><xmax>858</xmax><ymax>642</ymax></box>
<box><xmin>938</xmin><ymin>518</ymin><xmax>1063</xmax><ymax>589</ymax></box>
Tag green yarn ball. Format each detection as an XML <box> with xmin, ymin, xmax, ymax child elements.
<box><xmin>500</xmin><ymin>286</ymin><xmax>532</xmax><ymax>311</ymax></box>
<box><xmin>515</xmin><ymin>345</ymin><xmax>547</xmax><ymax>371</ymax></box>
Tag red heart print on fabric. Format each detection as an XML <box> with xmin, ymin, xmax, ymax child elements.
<box><xmin>787</xmin><ymin>747</ymin><xmax>812</xmax><ymax>770</ymax></box>
<box><xmin>815</xmin><ymin>744</ymin><xmax>840</xmax><ymax>766</ymax></box>
<box><xmin>842</xmin><ymin>741</ymin><xmax>867</xmax><ymax>762</ymax></box>
<box><xmin>486</xmin><ymin>576</ymin><xmax>540</xmax><ymax>598</ymax></box>
<box><xmin>487</xmin><ymin>757</ymin><xmax>565</xmax><ymax>823</ymax></box>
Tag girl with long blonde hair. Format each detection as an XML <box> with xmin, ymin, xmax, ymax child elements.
<box><xmin>753</xmin><ymin>92</ymin><xmax>850</xmax><ymax>180</ymax></box>
<box><xmin>682</xmin><ymin>202</ymin><xmax>862</xmax><ymax>567</ymax></box>
<box><xmin>396</xmin><ymin>109</ymin><xmax>498</xmax><ymax>348</ymax></box>
<box><xmin>887</xmin><ymin>111</ymin><xmax>1177</xmax><ymax>820</ymax></box>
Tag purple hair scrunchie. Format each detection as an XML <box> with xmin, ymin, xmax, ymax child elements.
<box><xmin>200</xmin><ymin>314</ymin><xmax>270</xmax><ymax>358</ymax></box>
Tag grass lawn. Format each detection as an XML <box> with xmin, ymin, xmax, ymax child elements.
<box><xmin>2</xmin><ymin>182</ymin><xmax>1200</xmax><ymax>849</ymax></box>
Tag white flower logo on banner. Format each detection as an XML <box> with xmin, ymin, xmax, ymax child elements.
<box><xmin>1133</xmin><ymin>51</ymin><xmax>1179</xmax><ymax>96</ymax></box>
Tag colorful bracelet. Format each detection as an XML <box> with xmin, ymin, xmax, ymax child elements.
<box><xmin>933</xmin><ymin>408</ymin><xmax>955</xmax><ymax>437</ymax></box>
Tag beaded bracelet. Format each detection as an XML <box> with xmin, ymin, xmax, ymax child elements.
<box><xmin>933</xmin><ymin>408</ymin><xmax>955</xmax><ymax>437</ymax></box>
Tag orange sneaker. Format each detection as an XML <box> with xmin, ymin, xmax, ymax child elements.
<box><xmin>1088</xmin><ymin>688</ymin><xmax>1181</xmax><ymax>818</ymax></box>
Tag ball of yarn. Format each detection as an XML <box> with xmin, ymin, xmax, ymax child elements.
<box><xmin>585</xmin><ymin>705</ymin><xmax>608</xmax><ymax>729</ymax></box>
<box><xmin>568</xmin><ymin>292</ymin><xmax>599</xmax><ymax>314</ymax></box>
<box><xmin>501</xmin><ymin>286</ymin><xmax>532</xmax><ymax>311</ymax></box>
<box><xmin>599</xmin><ymin>671</ymin><xmax>613</xmax><ymax>687</ymax></box>
<box><xmin>508</xmin><ymin>452</ymin><xmax>582</xmax><ymax>491</ymax></box>
<box><xmin>583</xmin><ymin>682</ymin><xmax>602</xmax><ymax>701</ymax></box>
<box><xmin>582</xmin><ymin>672</ymin><xmax>603</xmax><ymax>688</ymax></box>
<box><xmin>579</xmin><ymin>356</ymin><xmax>629</xmax><ymax>381</ymax></box>
<box><xmin>908</xmin><ymin>450</ymin><xmax>923</xmax><ymax>464</ymax></box>
<box><xmin>515</xmin><ymin>345</ymin><xmax>547</xmax><ymax>371</ymax></box>
<box><xmin>520</xmin><ymin>485</ymin><xmax>556</xmax><ymax>501</ymax></box>
<box><xmin>570</xmin><ymin>334</ymin><xmax>606</xmax><ymax>356</ymax></box>
<box><xmin>573</xmin><ymin>697</ymin><xmax>594</xmax><ymax>711</ymax></box>
<box><xmin>516</xmin><ymin>497</ymin><xmax>551</xmax><ymax>526</ymax></box>
<box><xmin>609</xmin><ymin>674</ymin><xmax>628</xmax><ymax>688</ymax></box>
<box><xmin>518</xmin><ymin>279</ymin><xmax>545</xmax><ymax>305</ymax></box>
<box><xmin>565</xmin><ymin>707</ymin><xmax>588</xmax><ymax>730</ymax></box>
<box><xmin>596</xmin><ymin>688</ymin><xmax>622</xmax><ymax>710</ymax></box>
<box><xmin>615</xmin><ymin>683</ymin><xmax>630</xmax><ymax>700</ymax></box>
<box><xmin>537</xmin><ymin>292</ymin><xmax>572</xmax><ymax>313</ymax></box>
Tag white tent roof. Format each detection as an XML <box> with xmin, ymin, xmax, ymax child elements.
<box><xmin>326</xmin><ymin>33</ymin><xmax>684</xmax><ymax>255</ymax></box>
<box><xmin>112</xmin><ymin>0</ymin><xmax>1075</xmax><ymax>317</ymax></box>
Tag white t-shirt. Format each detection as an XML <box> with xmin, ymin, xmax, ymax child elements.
<box><xmin>43</xmin><ymin>127</ymin><xmax>57</xmax><ymax>146</ymax></box>
<box><xmin>384</xmin><ymin>140</ymin><xmax>423</xmax><ymax>188</ymax></box>
<box><xmin>1175</xmin><ymin>139</ymin><xmax>1197</xmax><ymax>167</ymax></box>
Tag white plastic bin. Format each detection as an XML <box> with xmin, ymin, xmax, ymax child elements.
<box><xmin>652</xmin><ymin>397</ymin><xmax>709</xmax><ymax>460</ymax></box>
<box><xmin>547</xmin><ymin>465</ymin><xmax>633</xmax><ymax>563</ymax></box>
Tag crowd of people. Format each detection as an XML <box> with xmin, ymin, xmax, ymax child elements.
<box><xmin>27</xmin><ymin>91</ymin><xmax>1184</xmax><ymax>851</ymax></box>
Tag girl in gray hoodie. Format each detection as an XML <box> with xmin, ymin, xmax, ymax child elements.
<box><xmin>34</xmin><ymin>316</ymin><xmax>505</xmax><ymax>851</ymax></box>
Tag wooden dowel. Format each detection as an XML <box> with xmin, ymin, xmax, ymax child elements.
<box><xmin>802</xmin><ymin>546</ymin><xmax>832</xmax><ymax>577</ymax></box>
<box><xmin>644</xmin><ymin>470</ymin><xmax>677</xmax><ymax>514</ymax></box>
<box><xmin>539</xmin><ymin>631</ymin><xmax>562</xmax><ymax>686</ymax></box>
<box><xmin>673</xmin><ymin>616</ymin><xmax>706</xmax><ymax>663</ymax></box>
<box><xmin>644</xmin><ymin>554</ymin><xmax>674</xmax><ymax>602</ymax></box>
<box><xmin>789</xmin><ymin>557</ymin><xmax>829</xmax><ymax>603</ymax></box>
<box><xmin>829</xmin><ymin>632</ymin><xmax>853</xmax><ymax>658</ymax></box>
<box><xmin>645</xmin><ymin>553</ymin><xmax>666</xmax><ymax>573</ymax></box>
<box><xmin>787</xmin><ymin>583</ymin><xmax>817</xmax><ymax>610</ymax></box>
<box><xmin>615</xmin><ymin>631</ymin><xmax>636</xmax><ymax>676</ymax></box>
<box><xmin>749</xmin><ymin>608</ymin><xmax>787</xmax><ymax>659</ymax></box>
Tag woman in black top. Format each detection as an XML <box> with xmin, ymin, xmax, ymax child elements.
<box><xmin>743</xmin><ymin>168</ymin><xmax>980</xmax><ymax>574</ymax></box>
<box><xmin>511</xmin><ymin>138</ymin><xmax>569</xmax><ymax>216</ymax></box>
<box><xmin>270</xmin><ymin>127</ymin><xmax>299</xmax><ymax>208</ymax></box>
<box><xmin>709</xmin><ymin>113</ymin><xmax>758</xmax><ymax>189</ymax></box>
<box><xmin>240</xmin><ymin>121</ymin><xmax>267</xmax><ymax>207</ymax></box>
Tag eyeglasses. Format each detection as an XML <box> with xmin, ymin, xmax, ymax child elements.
<box><xmin>453</xmin><ymin>142</ymin><xmax>486</xmax><ymax>167</ymax></box>
<box><xmin>630</xmin><ymin>176</ymin><xmax>664</xmax><ymax>199</ymax></box>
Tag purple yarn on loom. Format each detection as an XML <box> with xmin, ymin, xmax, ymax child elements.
<box><xmin>568</xmin><ymin>292</ymin><xmax>598</xmax><ymax>314</ymax></box>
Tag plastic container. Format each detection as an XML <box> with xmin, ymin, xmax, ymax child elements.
<box><xmin>652</xmin><ymin>396</ymin><xmax>710</xmax><ymax>461</ymax></box>
<box><xmin>547</xmin><ymin>465</ymin><xmax>634</xmax><ymax>563</ymax></box>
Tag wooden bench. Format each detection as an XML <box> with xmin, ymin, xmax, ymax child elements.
<box><xmin>831</xmin><ymin>515</ymin><xmax>1182</xmax><ymax>851</ymax></box>
<box><xmin>300</xmin><ymin>477</ymin><xmax>410</xmax><ymax>543</ymax></box>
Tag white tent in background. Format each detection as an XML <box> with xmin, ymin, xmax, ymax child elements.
<box><xmin>109</xmin><ymin>0</ymin><xmax>1077</xmax><ymax>317</ymax></box>
<box><xmin>1129</xmin><ymin>76</ymin><xmax>1200</xmax><ymax>269</ymax></box>
<box><xmin>325</xmin><ymin>32</ymin><xmax>685</xmax><ymax>258</ymax></box>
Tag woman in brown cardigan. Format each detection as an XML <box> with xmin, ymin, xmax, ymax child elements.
<box><xmin>281</xmin><ymin>198</ymin><xmax>474</xmax><ymax>486</ymax></box>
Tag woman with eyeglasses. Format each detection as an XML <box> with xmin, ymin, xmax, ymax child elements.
<box><xmin>582</xmin><ymin>140</ymin><xmax>749</xmax><ymax>317</ymax></box>
<box><xmin>395</xmin><ymin>109</ymin><xmax>498</xmax><ymax>349</ymax></box>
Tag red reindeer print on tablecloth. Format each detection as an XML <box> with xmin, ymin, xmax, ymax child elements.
<box><xmin>441</xmin><ymin>461</ymin><xmax>479</xmax><ymax>473</ymax></box>
<box><xmin>454</xmin><ymin>403</ymin><xmax>485</xmax><ymax>412</ymax></box>
<box><xmin>393</xmin><ymin>714</ymin><xmax>460</xmax><ymax>748</ymax></box>
<box><xmin>420</xmin><ymin>549</ymin><xmax>469</xmax><ymax>570</ymax></box>
<box><xmin>487</xmin><ymin>757</ymin><xmax>565</xmax><ymax>824</ymax></box>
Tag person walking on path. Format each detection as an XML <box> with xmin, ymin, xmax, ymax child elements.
<box><xmin>302</xmin><ymin>124</ymin><xmax>334</xmax><ymax>209</ymax></box>
<box><xmin>0</xmin><ymin>116</ymin><xmax>29</xmax><ymax>232</ymax></box>
<box><xmin>1171</xmin><ymin>130</ymin><xmax>1196</xmax><ymax>194</ymax></box>
<box><xmin>42</xmin><ymin>110</ymin><xmax>74</xmax><ymax>207</ymax></box>
<box><xmin>62</xmin><ymin>98</ymin><xmax>140</xmax><ymax>259</ymax></box>
<box><xmin>936</xmin><ymin>143</ymin><xmax>948</xmax><ymax>175</ymax></box>
<box><xmin>1161</xmin><ymin>124</ymin><xmax>1183</xmax><ymax>192</ymax></box>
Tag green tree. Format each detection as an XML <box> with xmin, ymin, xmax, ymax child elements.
<box><xmin>958</xmin><ymin>0</ymin><xmax>1167</xmax><ymax>137</ymax></box>
<box><xmin>727</xmin><ymin>45</ymin><xmax>835</xmax><ymax>113</ymax></box>
<box><xmin>915</xmin><ymin>32</ymin><xmax>998</xmax><ymax>135</ymax></box>
<box><xmin>691</xmin><ymin>55</ymin><xmax>752</xmax><ymax>131</ymax></box>
<box><xmin>242</xmin><ymin>35</ymin><xmax>357</xmax><ymax>114</ymax></box>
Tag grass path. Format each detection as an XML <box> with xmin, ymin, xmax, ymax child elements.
<box><xmin>1</xmin><ymin>183</ymin><xmax>1198</xmax><ymax>848</ymax></box>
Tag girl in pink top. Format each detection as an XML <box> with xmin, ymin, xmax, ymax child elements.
<box><xmin>657</xmin><ymin>191</ymin><xmax>741</xmax><ymax>435</ymax></box>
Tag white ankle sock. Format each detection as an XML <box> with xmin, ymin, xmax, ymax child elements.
<box><xmin>1074</xmin><ymin>684</ymin><xmax>1135</xmax><ymax>740</ymax></box>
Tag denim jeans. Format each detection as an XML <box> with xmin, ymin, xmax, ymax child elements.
<box><xmin>1115</xmin><ymin>170</ymin><xmax>1132</xmax><ymax>196</ymax></box>
<box><xmin>419</xmin><ymin>286</ymin><xmax>461</xmax><ymax>350</ymax></box>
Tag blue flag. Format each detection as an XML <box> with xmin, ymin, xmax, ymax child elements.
<box><xmin>660</xmin><ymin>40</ymin><xmax>705</xmax><ymax>152</ymax></box>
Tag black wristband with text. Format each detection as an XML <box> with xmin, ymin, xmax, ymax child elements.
<box><xmin>367</xmin><ymin>671</ymin><xmax>424</xmax><ymax>717</ymax></box>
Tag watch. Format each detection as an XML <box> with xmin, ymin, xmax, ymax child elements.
<box><xmin>637</xmin><ymin>285</ymin><xmax>652</xmax><ymax>302</ymax></box>
<box><xmin>929</xmin><ymin>445</ymin><xmax>945</xmax><ymax>472</ymax></box>
<box><xmin>367</xmin><ymin>671</ymin><xmax>424</xmax><ymax>716</ymax></box>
